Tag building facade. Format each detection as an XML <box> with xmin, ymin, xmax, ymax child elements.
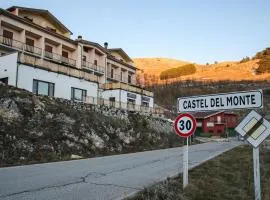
<box><xmin>193</xmin><ymin>111</ymin><xmax>238</xmax><ymax>136</ymax></box>
<box><xmin>0</xmin><ymin>6</ymin><xmax>155</xmax><ymax>112</ymax></box>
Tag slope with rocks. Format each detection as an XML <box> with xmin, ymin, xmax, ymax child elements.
<box><xmin>0</xmin><ymin>84</ymin><xmax>180</xmax><ymax>167</ymax></box>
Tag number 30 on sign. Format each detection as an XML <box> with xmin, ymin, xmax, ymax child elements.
<box><xmin>174</xmin><ymin>113</ymin><xmax>197</xmax><ymax>138</ymax></box>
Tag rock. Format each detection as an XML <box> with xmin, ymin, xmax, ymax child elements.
<box><xmin>70</xmin><ymin>154</ymin><xmax>83</xmax><ymax>159</ymax></box>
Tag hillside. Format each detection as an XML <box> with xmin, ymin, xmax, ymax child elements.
<box><xmin>133</xmin><ymin>58</ymin><xmax>190</xmax><ymax>75</ymax></box>
<box><xmin>134</xmin><ymin>58</ymin><xmax>270</xmax><ymax>83</ymax></box>
<box><xmin>0</xmin><ymin>84</ymin><xmax>179</xmax><ymax>167</ymax></box>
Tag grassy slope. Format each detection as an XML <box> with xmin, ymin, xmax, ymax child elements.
<box><xmin>128</xmin><ymin>145</ymin><xmax>270</xmax><ymax>200</ymax></box>
<box><xmin>134</xmin><ymin>58</ymin><xmax>270</xmax><ymax>82</ymax></box>
<box><xmin>133</xmin><ymin>58</ymin><xmax>190</xmax><ymax>75</ymax></box>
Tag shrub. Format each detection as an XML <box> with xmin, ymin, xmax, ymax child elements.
<box><xmin>160</xmin><ymin>64</ymin><xmax>196</xmax><ymax>80</ymax></box>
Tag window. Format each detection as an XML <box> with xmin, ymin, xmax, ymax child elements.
<box><xmin>71</xmin><ymin>87</ymin><xmax>87</xmax><ymax>102</ymax></box>
<box><xmin>62</xmin><ymin>51</ymin><xmax>68</xmax><ymax>58</ymax></box>
<box><xmin>82</xmin><ymin>56</ymin><xmax>86</xmax><ymax>62</ymax></box>
<box><xmin>83</xmin><ymin>47</ymin><xmax>88</xmax><ymax>52</ymax></box>
<box><xmin>3</xmin><ymin>30</ymin><xmax>13</xmax><ymax>46</ymax></box>
<box><xmin>109</xmin><ymin>97</ymin><xmax>115</xmax><ymax>107</ymax></box>
<box><xmin>33</xmin><ymin>79</ymin><xmax>54</xmax><ymax>97</ymax></box>
<box><xmin>25</xmin><ymin>38</ymin><xmax>34</xmax><ymax>52</ymax></box>
<box><xmin>94</xmin><ymin>60</ymin><xmax>98</xmax><ymax>66</ymax></box>
<box><xmin>0</xmin><ymin>77</ymin><xmax>8</xmax><ymax>84</ymax></box>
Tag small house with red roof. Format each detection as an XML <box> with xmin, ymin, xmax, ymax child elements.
<box><xmin>192</xmin><ymin>111</ymin><xmax>238</xmax><ymax>136</ymax></box>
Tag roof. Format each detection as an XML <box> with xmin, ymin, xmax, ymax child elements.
<box><xmin>190</xmin><ymin>111</ymin><xmax>224</xmax><ymax>119</ymax></box>
<box><xmin>108</xmin><ymin>48</ymin><xmax>133</xmax><ymax>62</ymax></box>
<box><xmin>107</xmin><ymin>54</ymin><xmax>138</xmax><ymax>70</ymax></box>
<box><xmin>6</xmin><ymin>6</ymin><xmax>72</xmax><ymax>35</ymax></box>
<box><xmin>76</xmin><ymin>39</ymin><xmax>107</xmax><ymax>53</ymax></box>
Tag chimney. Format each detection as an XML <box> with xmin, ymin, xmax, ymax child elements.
<box><xmin>104</xmin><ymin>42</ymin><xmax>108</xmax><ymax>49</ymax></box>
<box><xmin>77</xmin><ymin>35</ymin><xmax>82</xmax><ymax>40</ymax></box>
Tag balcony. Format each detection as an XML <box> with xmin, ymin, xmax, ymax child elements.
<box><xmin>101</xmin><ymin>82</ymin><xmax>154</xmax><ymax>97</ymax></box>
<box><xmin>107</xmin><ymin>72</ymin><xmax>121</xmax><ymax>82</ymax></box>
<box><xmin>44</xmin><ymin>50</ymin><xmax>76</xmax><ymax>67</ymax></box>
<box><xmin>24</xmin><ymin>44</ymin><xmax>42</xmax><ymax>56</ymax></box>
<box><xmin>18</xmin><ymin>53</ymin><xmax>98</xmax><ymax>83</ymax></box>
<box><xmin>0</xmin><ymin>35</ymin><xmax>42</xmax><ymax>56</ymax></box>
<box><xmin>82</xmin><ymin>60</ymin><xmax>105</xmax><ymax>75</ymax></box>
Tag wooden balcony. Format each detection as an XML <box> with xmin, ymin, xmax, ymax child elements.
<box><xmin>0</xmin><ymin>35</ymin><xmax>42</xmax><ymax>56</ymax></box>
<box><xmin>18</xmin><ymin>53</ymin><xmax>98</xmax><ymax>83</ymax></box>
<box><xmin>101</xmin><ymin>82</ymin><xmax>154</xmax><ymax>97</ymax></box>
<box><xmin>44</xmin><ymin>50</ymin><xmax>76</xmax><ymax>67</ymax></box>
<box><xmin>82</xmin><ymin>60</ymin><xmax>105</xmax><ymax>75</ymax></box>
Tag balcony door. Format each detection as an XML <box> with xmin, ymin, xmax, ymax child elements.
<box><xmin>45</xmin><ymin>45</ymin><xmax>53</xmax><ymax>59</ymax></box>
<box><xmin>25</xmin><ymin>38</ymin><xmax>34</xmax><ymax>53</ymax></box>
<box><xmin>62</xmin><ymin>51</ymin><xmax>69</xmax><ymax>63</ymax></box>
<box><xmin>3</xmin><ymin>30</ymin><xmax>13</xmax><ymax>46</ymax></box>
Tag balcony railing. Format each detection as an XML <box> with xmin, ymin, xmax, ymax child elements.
<box><xmin>107</xmin><ymin>72</ymin><xmax>121</xmax><ymax>82</ymax></box>
<box><xmin>18</xmin><ymin>53</ymin><xmax>98</xmax><ymax>83</ymax></box>
<box><xmin>44</xmin><ymin>50</ymin><xmax>76</xmax><ymax>67</ymax></box>
<box><xmin>0</xmin><ymin>35</ymin><xmax>24</xmax><ymax>50</ymax></box>
<box><xmin>0</xmin><ymin>35</ymin><xmax>42</xmax><ymax>56</ymax></box>
<box><xmin>101</xmin><ymin>82</ymin><xmax>154</xmax><ymax>97</ymax></box>
<box><xmin>24</xmin><ymin>44</ymin><xmax>42</xmax><ymax>56</ymax></box>
<box><xmin>82</xmin><ymin>60</ymin><xmax>105</xmax><ymax>74</ymax></box>
<box><xmin>85</xmin><ymin>96</ymin><xmax>162</xmax><ymax>114</ymax></box>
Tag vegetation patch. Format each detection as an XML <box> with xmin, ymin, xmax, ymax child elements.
<box><xmin>128</xmin><ymin>145</ymin><xmax>270</xmax><ymax>200</ymax></box>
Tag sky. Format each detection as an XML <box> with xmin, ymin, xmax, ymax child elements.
<box><xmin>1</xmin><ymin>0</ymin><xmax>270</xmax><ymax>64</ymax></box>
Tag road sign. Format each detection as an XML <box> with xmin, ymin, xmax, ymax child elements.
<box><xmin>235</xmin><ymin>110</ymin><xmax>270</xmax><ymax>200</ymax></box>
<box><xmin>177</xmin><ymin>90</ymin><xmax>263</xmax><ymax>112</ymax></box>
<box><xmin>174</xmin><ymin>113</ymin><xmax>196</xmax><ymax>138</ymax></box>
<box><xmin>174</xmin><ymin>113</ymin><xmax>196</xmax><ymax>190</ymax></box>
<box><xmin>235</xmin><ymin>110</ymin><xmax>270</xmax><ymax>148</ymax></box>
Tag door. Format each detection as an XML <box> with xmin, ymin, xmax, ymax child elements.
<box><xmin>62</xmin><ymin>51</ymin><xmax>69</xmax><ymax>63</ymax></box>
<box><xmin>3</xmin><ymin>30</ymin><xmax>13</xmax><ymax>46</ymax></box>
<box><xmin>25</xmin><ymin>38</ymin><xmax>34</xmax><ymax>53</ymax></box>
<box><xmin>45</xmin><ymin>45</ymin><xmax>53</xmax><ymax>58</ymax></box>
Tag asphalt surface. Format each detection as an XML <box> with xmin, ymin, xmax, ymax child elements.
<box><xmin>0</xmin><ymin>141</ymin><xmax>241</xmax><ymax>200</ymax></box>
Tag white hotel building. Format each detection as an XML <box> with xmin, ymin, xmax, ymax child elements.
<box><xmin>0</xmin><ymin>6</ymin><xmax>154</xmax><ymax>112</ymax></box>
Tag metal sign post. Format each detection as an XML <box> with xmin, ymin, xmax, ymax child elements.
<box><xmin>174</xmin><ymin>113</ymin><xmax>196</xmax><ymax>189</ymax></box>
<box><xmin>183</xmin><ymin>137</ymin><xmax>189</xmax><ymax>188</ymax></box>
<box><xmin>253</xmin><ymin>147</ymin><xmax>261</xmax><ymax>200</ymax></box>
<box><xmin>235</xmin><ymin>110</ymin><xmax>270</xmax><ymax>200</ymax></box>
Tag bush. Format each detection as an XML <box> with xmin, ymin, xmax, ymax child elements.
<box><xmin>160</xmin><ymin>64</ymin><xmax>196</xmax><ymax>80</ymax></box>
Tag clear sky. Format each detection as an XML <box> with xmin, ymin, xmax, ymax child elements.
<box><xmin>1</xmin><ymin>0</ymin><xmax>270</xmax><ymax>64</ymax></box>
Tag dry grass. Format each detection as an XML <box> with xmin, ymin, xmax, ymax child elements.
<box><xmin>128</xmin><ymin>145</ymin><xmax>270</xmax><ymax>200</ymax></box>
<box><xmin>134</xmin><ymin>58</ymin><xmax>270</xmax><ymax>83</ymax></box>
<box><xmin>133</xmin><ymin>58</ymin><xmax>190</xmax><ymax>75</ymax></box>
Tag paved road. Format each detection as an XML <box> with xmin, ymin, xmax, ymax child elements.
<box><xmin>0</xmin><ymin>141</ymin><xmax>241</xmax><ymax>200</ymax></box>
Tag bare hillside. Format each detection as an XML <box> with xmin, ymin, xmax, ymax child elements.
<box><xmin>134</xmin><ymin>58</ymin><xmax>270</xmax><ymax>82</ymax></box>
<box><xmin>133</xmin><ymin>58</ymin><xmax>190</xmax><ymax>75</ymax></box>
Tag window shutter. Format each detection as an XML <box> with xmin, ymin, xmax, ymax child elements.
<box><xmin>48</xmin><ymin>83</ymin><xmax>54</xmax><ymax>96</ymax></box>
<box><xmin>33</xmin><ymin>80</ymin><xmax>38</xmax><ymax>94</ymax></box>
<box><xmin>71</xmin><ymin>88</ymin><xmax>74</xmax><ymax>100</ymax></box>
<box><xmin>82</xmin><ymin>90</ymin><xmax>87</xmax><ymax>102</ymax></box>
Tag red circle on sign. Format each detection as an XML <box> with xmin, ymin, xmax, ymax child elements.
<box><xmin>174</xmin><ymin>113</ymin><xmax>197</xmax><ymax>138</ymax></box>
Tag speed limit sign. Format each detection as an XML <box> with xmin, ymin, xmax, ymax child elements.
<box><xmin>174</xmin><ymin>113</ymin><xmax>196</xmax><ymax>138</ymax></box>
